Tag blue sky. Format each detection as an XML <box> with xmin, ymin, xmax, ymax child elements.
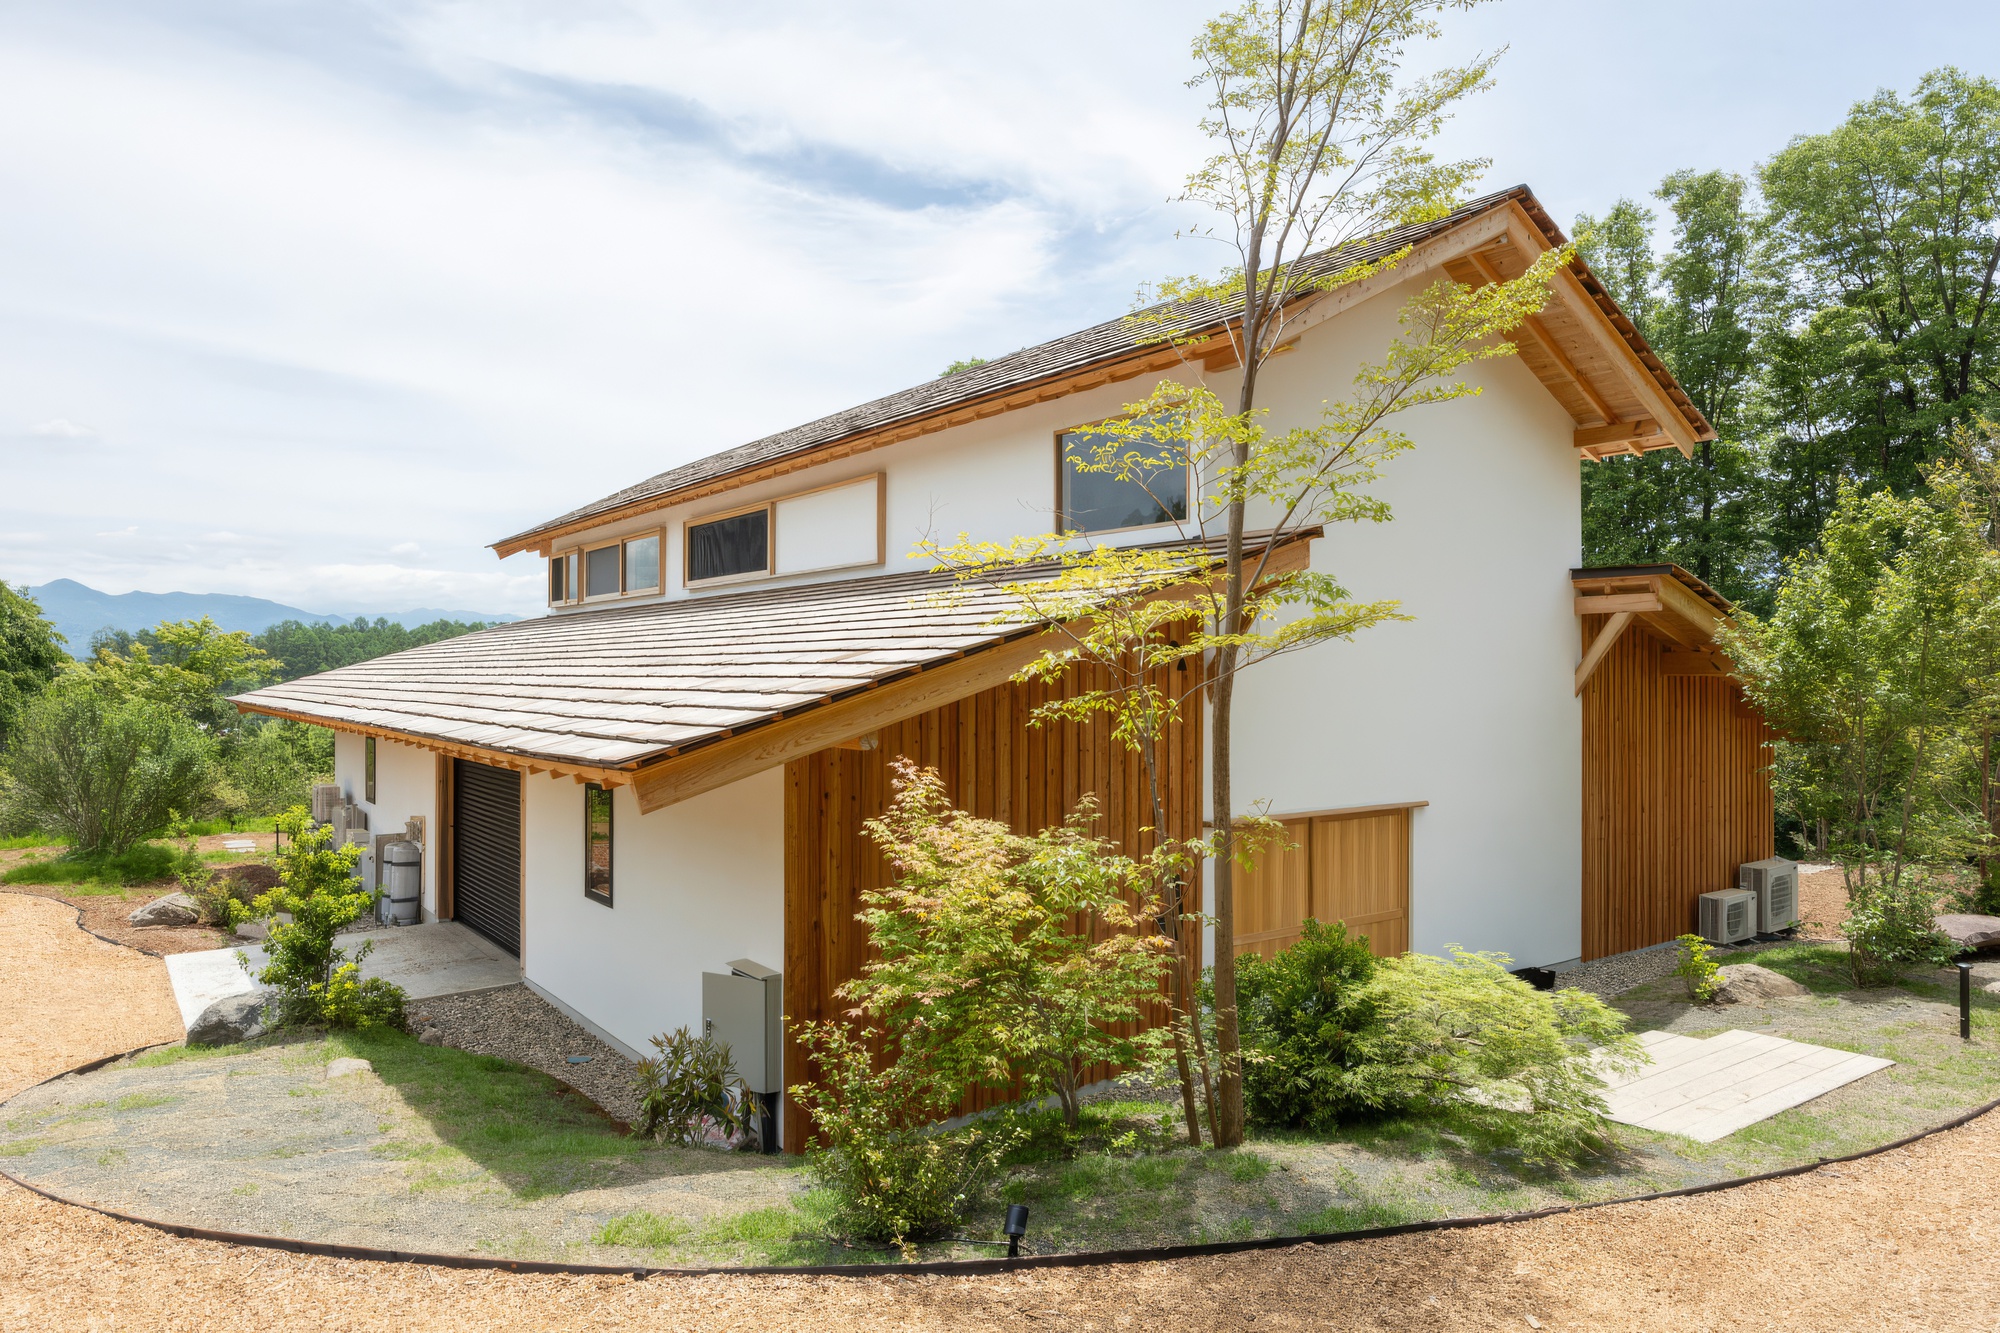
<box><xmin>4</xmin><ymin>0</ymin><xmax>1996</xmax><ymax>616</ymax></box>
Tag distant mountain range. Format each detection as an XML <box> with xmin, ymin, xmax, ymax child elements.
<box><xmin>21</xmin><ymin>579</ymin><xmax>522</xmax><ymax>654</ymax></box>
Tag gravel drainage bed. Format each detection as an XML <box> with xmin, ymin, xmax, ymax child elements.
<box><xmin>412</xmin><ymin>985</ymin><xmax>641</xmax><ymax>1126</ymax></box>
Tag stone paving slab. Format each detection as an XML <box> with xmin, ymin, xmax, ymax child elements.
<box><xmin>164</xmin><ymin>922</ymin><xmax>521</xmax><ymax>1030</ymax></box>
<box><xmin>1600</xmin><ymin>1029</ymin><xmax>1892</xmax><ymax>1143</ymax></box>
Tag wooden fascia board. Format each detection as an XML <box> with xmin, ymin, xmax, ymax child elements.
<box><xmin>1275</xmin><ymin>205</ymin><xmax>1517</xmax><ymax>344</ymax></box>
<box><xmin>229</xmin><ymin>700</ymin><xmax>636</xmax><ymax>787</ymax></box>
<box><xmin>630</xmin><ymin>629</ymin><xmax>1067</xmax><ymax>812</ymax></box>
<box><xmin>1498</xmin><ymin>200</ymin><xmax>1706</xmax><ymax>460</ymax></box>
<box><xmin>633</xmin><ymin>534</ymin><xmax>1315</xmax><ymax>812</ymax></box>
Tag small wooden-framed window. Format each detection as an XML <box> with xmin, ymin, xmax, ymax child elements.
<box><xmin>583</xmin><ymin>783</ymin><xmax>613</xmax><ymax>907</ymax></box>
<box><xmin>685</xmin><ymin>504</ymin><xmax>773</xmax><ymax>585</ymax></box>
<box><xmin>364</xmin><ymin>737</ymin><xmax>376</xmax><ymax>804</ymax></box>
<box><xmin>548</xmin><ymin>552</ymin><xmax>579</xmax><ymax>606</ymax></box>
<box><xmin>568</xmin><ymin>531</ymin><xmax>663</xmax><ymax>603</ymax></box>
<box><xmin>1056</xmin><ymin>418</ymin><xmax>1191</xmax><ymax>534</ymax></box>
<box><xmin>582</xmin><ymin>542</ymin><xmax>623</xmax><ymax>600</ymax></box>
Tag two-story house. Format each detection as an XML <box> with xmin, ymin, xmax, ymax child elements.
<box><xmin>233</xmin><ymin>186</ymin><xmax>1773</xmax><ymax>1148</ymax></box>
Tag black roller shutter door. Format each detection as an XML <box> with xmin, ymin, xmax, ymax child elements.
<box><xmin>452</xmin><ymin>759</ymin><xmax>521</xmax><ymax>956</ymax></box>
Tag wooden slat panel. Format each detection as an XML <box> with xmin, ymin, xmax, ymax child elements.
<box><xmin>1235</xmin><ymin>819</ymin><xmax>1312</xmax><ymax>959</ymax></box>
<box><xmin>1579</xmin><ymin>614</ymin><xmax>1774</xmax><ymax>959</ymax></box>
<box><xmin>1311</xmin><ymin>810</ymin><xmax>1411</xmax><ymax>959</ymax></box>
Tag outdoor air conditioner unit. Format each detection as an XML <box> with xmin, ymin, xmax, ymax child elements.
<box><xmin>1739</xmin><ymin>857</ymin><xmax>1800</xmax><ymax>933</ymax></box>
<box><xmin>1698</xmin><ymin>889</ymin><xmax>1758</xmax><ymax>945</ymax></box>
<box><xmin>311</xmin><ymin>784</ymin><xmax>342</xmax><ymax>825</ymax></box>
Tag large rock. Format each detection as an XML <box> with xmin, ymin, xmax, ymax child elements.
<box><xmin>1934</xmin><ymin>914</ymin><xmax>2000</xmax><ymax>952</ymax></box>
<box><xmin>127</xmin><ymin>892</ymin><xmax>200</xmax><ymax>928</ymax></box>
<box><xmin>1715</xmin><ymin>963</ymin><xmax>1811</xmax><ymax>1004</ymax></box>
<box><xmin>186</xmin><ymin>990</ymin><xmax>272</xmax><ymax>1046</ymax></box>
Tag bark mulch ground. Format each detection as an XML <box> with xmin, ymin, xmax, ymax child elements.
<box><xmin>5</xmin><ymin>892</ymin><xmax>2000</xmax><ymax>1328</ymax></box>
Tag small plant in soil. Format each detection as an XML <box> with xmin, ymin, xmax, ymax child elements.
<box><xmin>630</xmin><ymin>1026</ymin><xmax>750</xmax><ymax>1147</ymax></box>
<box><xmin>244</xmin><ymin>808</ymin><xmax>405</xmax><ymax>1033</ymax></box>
<box><xmin>1674</xmin><ymin>934</ymin><xmax>1723</xmax><ymax>1002</ymax></box>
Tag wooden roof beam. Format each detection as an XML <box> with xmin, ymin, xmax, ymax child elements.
<box><xmin>1574</xmin><ymin>418</ymin><xmax>1671</xmax><ymax>460</ymax></box>
<box><xmin>1462</xmin><ymin>250</ymin><xmax>1618</xmax><ymax>428</ymax></box>
<box><xmin>1575</xmin><ymin>611</ymin><xmax>1634</xmax><ymax>694</ymax></box>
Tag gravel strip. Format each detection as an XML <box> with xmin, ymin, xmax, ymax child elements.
<box><xmin>410</xmin><ymin>984</ymin><xmax>642</xmax><ymax>1126</ymax></box>
<box><xmin>1556</xmin><ymin>942</ymin><xmax>1683</xmax><ymax>998</ymax></box>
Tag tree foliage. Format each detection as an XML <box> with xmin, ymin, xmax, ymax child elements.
<box><xmin>840</xmin><ymin>760</ymin><xmax>1175</xmax><ymax>1128</ymax></box>
<box><xmin>0</xmin><ymin>583</ymin><xmax>66</xmax><ymax>749</ymax></box>
<box><xmin>251</xmin><ymin>617</ymin><xmax>490</xmax><ymax>683</ymax></box>
<box><xmin>1721</xmin><ymin>466</ymin><xmax>1996</xmax><ymax>891</ymax></box>
<box><xmin>0</xmin><ymin>676</ymin><xmax>214</xmax><ymax>854</ymax></box>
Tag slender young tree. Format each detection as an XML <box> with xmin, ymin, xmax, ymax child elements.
<box><xmin>932</xmin><ymin>0</ymin><xmax>1566</xmax><ymax>1147</ymax></box>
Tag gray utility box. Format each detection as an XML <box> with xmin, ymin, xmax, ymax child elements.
<box><xmin>702</xmin><ymin>959</ymin><xmax>783</xmax><ymax>1153</ymax></box>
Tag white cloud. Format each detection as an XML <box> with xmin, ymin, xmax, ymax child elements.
<box><xmin>1</xmin><ymin>0</ymin><xmax>1994</xmax><ymax>614</ymax></box>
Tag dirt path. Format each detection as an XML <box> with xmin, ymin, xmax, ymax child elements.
<box><xmin>3</xmin><ymin>898</ymin><xmax>2000</xmax><ymax>1329</ymax></box>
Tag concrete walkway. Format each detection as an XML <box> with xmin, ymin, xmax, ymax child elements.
<box><xmin>162</xmin><ymin>922</ymin><xmax>519</xmax><ymax>1030</ymax></box>
<box><xmin>1600</xmin><ymin>1029</ymin><xmax>1893</xmax><ymax>1143</ymax></box>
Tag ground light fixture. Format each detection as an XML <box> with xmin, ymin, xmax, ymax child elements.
<box><xmin>949</xmin><ymin>1204</ymin><xmax>1031</xmax><ymax>1258</ymax></box>
<box><xmin>1004</xmin><ymin>1204</ymin><xmax>1031</xmax><ymax>1258</ymax></box>
<box><xmin>1959</xmin><ymin>960</ymin><xmax>1974</xmax><ymax>1041</ymax></box>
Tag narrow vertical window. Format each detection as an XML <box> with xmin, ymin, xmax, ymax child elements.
<box><xmin>548</xmin><ymin>554</ymin><xmax>568</xmax><ymax>605</ymax></box>
<box><xmin>584</xmin><ymin>783</ymin><xmax>613</xmax><ymax>906</ymax></box>
<box><xmin>364</xmin><ymin>737</ymin><xmax>376</xmax><ymax>804</ymax></box>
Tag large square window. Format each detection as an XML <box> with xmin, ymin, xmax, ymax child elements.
<box><xmin>584</xmin><ymin>783</ymin><xmax>613</xmax><ymax>906</ymax></box>
<box><xmin>1058</xmin><ymin>425</ymin><xmax>1190</xmax><ymax>533</ymax></box>
<box><xmin>687</xmin><ymin>508</ymin><xmax>770</xmax><ymax>582</ymax></box>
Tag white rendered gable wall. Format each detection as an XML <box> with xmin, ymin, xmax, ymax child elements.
<box><xmin>520</xmin><ymin>269</ymin><xmax>1585</xmax><ymax>1022</ymax></box>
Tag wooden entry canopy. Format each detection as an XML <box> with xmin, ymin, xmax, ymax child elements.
<box><xmin>1573</xmin><ymin>564</ymin><xmax>1774</xmax><ymax>959</ymax></box>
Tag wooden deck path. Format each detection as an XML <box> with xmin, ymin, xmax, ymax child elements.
<box><xmin>1599</xmin><ymin>1029</ymin><xmax>1892</xmax><ymax>1143</ymax></box>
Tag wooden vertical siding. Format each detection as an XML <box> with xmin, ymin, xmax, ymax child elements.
<box><xmin>1235</xmin><ymin>808</ymin><xmax>1413</xmax><ymax>961</ymax></box>
<box><xmin>1579</xmin><ymin>613</ymin><xmax>1774</xmax><ymax>960</ymax></box>
<box><xmin>782</xmin><ymin>658</ymin><xmax>1203</xmax><ymax>1152</ymax></box>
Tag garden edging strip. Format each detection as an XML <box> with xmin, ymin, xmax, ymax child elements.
<box><xmin>6</xmin><ymin>1041</ymin><xmax>1998</xmax><ymax>1280</ymax></box>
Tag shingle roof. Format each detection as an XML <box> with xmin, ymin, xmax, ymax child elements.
<box><xmin>494</xmin><ymin>185</ymin><xmax>1641</xmax><ymax>556</ymax></box>
<box><xmin>231</xmin><ymin>563</ymin><xmax>1115</xmax><ymax>770</ymax></box>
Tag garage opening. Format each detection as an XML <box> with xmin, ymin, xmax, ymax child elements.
<box><xmin>450</xmin><ymin>759</ymin><xmax>521</xmax><ymax>956</ymax></box>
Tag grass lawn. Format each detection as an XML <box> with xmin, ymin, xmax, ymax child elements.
<box><xmin>2</xmin><ymin>839</ymin><xmax>267</xmax><ymax>891</ymax></box>
<box><xmin>13</xmin><ymin>943</ymin><xmax>1996</xmax><ymax>1270</ymax></box>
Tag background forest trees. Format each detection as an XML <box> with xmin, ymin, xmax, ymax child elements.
<box><xmin>1575</xmin><ymin>67</ymin><xmax>2000</xmax><ymax>612</ymax></box>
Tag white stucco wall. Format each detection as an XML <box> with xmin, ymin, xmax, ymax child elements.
<box><xmin>333</xmin><ymin>733</ymin><xmax>441</xmax><ymax>919</ymax></box>
<box><xmin>519</xmin><ymin>767</ymin><xmax>785</xmax><ymax>1064</ymax></box>
<box><xmin>1211</xmin><ymin>278</ymin><xmax>1584</xmax><ymax>967</ymax></box>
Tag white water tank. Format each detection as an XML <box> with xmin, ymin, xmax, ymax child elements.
<box><xmin>383</xmin><ymin>840</ymin><xmax>422</xmax><ymax>926</ymax></box>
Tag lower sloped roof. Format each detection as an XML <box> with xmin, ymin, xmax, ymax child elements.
<box><xmin>231</xmin><ymin>567</ymin><xmax>1055</xmax><ymax>772</ymax></box>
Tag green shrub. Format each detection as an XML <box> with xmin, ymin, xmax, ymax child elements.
<box><xmin>0</xmin><ymin>842</ymin><xmax>185</xmax><ymax>886</ymax></box>
<box><xmin>245</xmin><ymin>808</ymin><xmax>406</xmax><ymax>1032</ymax></box>
<box><xmin>1674</xmin><ymin>933</ymin><xmax>1722</xmax><ymax>1002</ymax></box>
<box><xmin>1347</xmin><ymin>949</ymin><xmax>1640</xmax><ymax>1166</ymax></box>
<box><xmin>167</xmin><ymin>817</ymin><xmax>253</xmax><ymax>927</ymax></box>
<box><xmin>0</xmin><ymin>677</ymin><xmax>214</xmax><ymax>855</ymax></box>
<box><xmin>225</xmin><ymin>720</ymin><xmax>334</xmax><ymax>818</ymax></box>
<box><xmin>1843</xmin><ymin>876</ymin><xmax>1955</xmax><ymax>985</ymax></box>
<box><xmin>792</xmin><ymin>1021</ymin><xmax>1010</xmax><ymax>1252</ymax></box>
<box><xmin>1234</xmin><ymin>919</ymin><xmax>1379</xmax><ymax>1132</ymax></box>
<box><xmin>631</xmin><ymin>1026</ymin><xmax>749</xmax><ymax>1146</ymax></box>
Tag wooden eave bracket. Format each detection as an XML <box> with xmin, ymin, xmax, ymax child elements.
<box><xmin>1574</xmin><ymin>610</ymin><xmax>1633</xmax><ymax>694</ymax></box>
